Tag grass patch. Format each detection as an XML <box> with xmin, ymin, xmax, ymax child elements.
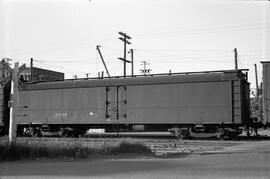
<box><xmin>0</xmin><ymin>137</ymin><xmax>153</xmax><ymax>161</ymax></box>
<box><xmin>112</xmin><ymin>139</ymin><xmax>152</xmax><ymax>154</ymax></box>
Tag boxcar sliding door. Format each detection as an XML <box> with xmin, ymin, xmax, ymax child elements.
<box><xmin>105</xmin><ymin>86</ymin><xmax>127</xmax><ymax>123</ymax></box>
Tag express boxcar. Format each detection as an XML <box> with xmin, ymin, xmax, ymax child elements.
<box><xmin>16</xmin><ymin>69</ymin><xmax>250</xmax><ymax>137</ymax></box>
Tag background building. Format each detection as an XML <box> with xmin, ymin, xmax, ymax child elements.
<box><xmin>0</xmin><ymin>59</ymin><xmax>12</xmax><ymax>80</ymax></box>
<box><xmin>19</xmin><ymin>64</ymin><xmax>64</xmax><ymax>82</ymax></box>
<box><xmin>0</xmin><ymin>59</ymin><xmax>11</xmax><ymax>134</ymax></box>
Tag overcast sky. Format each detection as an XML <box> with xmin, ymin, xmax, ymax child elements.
<box><xmin>0</xmin><ymin>0</ymin><xmax>269</xmax><ymax>89</ymax></box>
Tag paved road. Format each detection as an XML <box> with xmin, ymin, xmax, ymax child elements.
<box><xmin>1</xmin><ymin>141</ymin><xmax>270</xmax><ymax>179</ymax></box>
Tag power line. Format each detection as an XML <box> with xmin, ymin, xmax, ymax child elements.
<box><xmin>136</xmin><ymin>22</ymin><xmax>269</xmax><ymax>36</ymax></box>
<box><xmin>135</xmin><ymin>48</ymin><xmax>232</xmax><ymax>52</ymax></box>
<box><xmin>135</xmin><ymin>50</ymin><xmax>269</xmax><ymax>60</ymax></box>
<box><xmin>135</xmin><ymin>50</ymin><xmax>233</xmax><ymax>58</ymax></box>
<box><xmin>135</xmin><ymin>23</ymin><xmax>270</xmax><ymax>39</ymax></box>
<box><xmin>237</xmin><ymin>51</ymin><xmax>244</xmax><ymax>68</ymax></box>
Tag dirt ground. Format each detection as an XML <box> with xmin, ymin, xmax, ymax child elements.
<box><xmin>147</xmin><ymin>129</ymin><xmax>270</xmax><ymax>156</ymax></box>
<box><xmin>1</xmin><ymin>130</ymin><xmax>270</xmax><ymax>178</ymax></box>
<box><xmin>3</xmin><ymin>129</ymin><xmax>270</xmax><ymax>156</ymax></box>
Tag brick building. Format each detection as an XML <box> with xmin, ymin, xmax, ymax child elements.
<box><xmin>19</xmin><ymin>64</ymin><xmax>64</xmax><ymax>82</ymax></box>
<box><xmin>0</xmin><ymin>59</ymin><xmax>12</xmax><ymax>80</ymax></box>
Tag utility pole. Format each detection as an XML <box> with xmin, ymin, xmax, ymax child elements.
<box><xmin>9</xmin><ymin>62</ymin><xmax>19</xmax><ymax>143</ymax></box>
<box><xmin>140</xmin><ymin>61</ymin><xmax>151</xmax><ymax>76</ymax></box>
<box><xmin>30</xmin><ymin>58</ymin><xmax>33</xmax><ymax>81</ymax></box>
<box><xmin>118</xmin><ymin>32</ymin><xmax>131</xmax><ymax>78</ymax></box>
<box><xmin>128</xmin><ymin>49</ymin><xmax>134</xmax><ymax>77</ymax></box>
<box><xmin>86</xmin><ymin>73</ymin><xmax>90</xmax><ymax>79</ymax></box>
<box><xmin>234</xmin><ymin>48</ymin><xmax>238</xmax><ymax>70</ymax></box>
<box><xmin>254</xmin><ymin>63</ymin><xmax>259</xmax><ymax>99</ymax></box>
<box><xmin>96</xmin><ymin>45</ymin><xmax>111</xmax><ymax>78</ymax></box>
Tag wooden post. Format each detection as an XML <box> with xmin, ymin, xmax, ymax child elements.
<box><xmin>234</xmin><ymin>48</ymin><xmax>238</xmax><ymax>70</ymax></box>
<box><xmin>130</xmin><ymin>49</ymin><xmax>134</xmax><ymax>77</ymax></box>
<box><xmin>96</xmin><ymin>45</ymin><xmax>111</xmax><ymax>78</ymax></box>
<box><xmin>118</xmin><ymin>32</ymin><xmax>131</xmax><ymax>77</ymax></box>
<box><xmin>30</xmin><ymin>58</ymin><xmax>33</xmax><ymax>81</ymax></box>
<box><xmin>254</xmin><ymin>63</ymin><xmax>259</xmax><ymax>99</ymax></box>
<box><xmin>9</xmin><ymin>62</ymin><xmax>19</xmax><ymax>143</ymax></box>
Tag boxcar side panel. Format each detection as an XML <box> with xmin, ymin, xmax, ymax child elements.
<box><xmin>62</xmin><ymin>87</ymin><xmax>106</xmax><ymax>124</ymax></box>
<box><xmin>18</xmin><ymin>89</ymin><xmax>63</xmax><ymax>124</ymax></box>
<box><xmin>126</xmin><ymin>81</ymin><xmax>232</xmax><ymax>124</ymax></box>
<box><xmin>18</xmin><ymin>87</ymin><xmax>107</xmax><ymax>124</ymax></box>
<box><xmin>20</xmin><ymin>90</ymin><xmax>62</xmax><ymax>110</ymax></box>
<box><xmin>126</xmin><ymin>84</ymin><xmax>178</xmax><ymax>123</ymax></box>
<box><xmin>177</xmin><ymin>81</ymin><xmax>231</xmax><ymax>123</ymax></box>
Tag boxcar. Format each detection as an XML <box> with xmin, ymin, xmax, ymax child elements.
<box><xmin>16</xmin><ymin>69</ymin><xmax>250</xmax><ymax>137</ymax></box>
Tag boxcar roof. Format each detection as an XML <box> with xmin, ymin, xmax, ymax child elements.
<box><xmin>20</xmin><ymin>69</ymin><xmax>248</xmax><ymax>91</ymax></box>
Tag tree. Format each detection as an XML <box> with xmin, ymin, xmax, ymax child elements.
<box><xmin>250</xmin><ymin>88</ymin><xmax>263</xmax><ymax>122</ymax></box>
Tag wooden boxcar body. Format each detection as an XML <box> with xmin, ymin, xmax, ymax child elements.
<box><xmin>16</xmin><ymin>70</ymin><xmax>250</xmax><ymax>136</ymax></box>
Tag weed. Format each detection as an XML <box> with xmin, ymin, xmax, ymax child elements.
<box><xmin>0</xmin><ymin>137</ymin><xmax>152</xmax><ymax>161</ymax></box>
<box><xmin>112</xmin><ymin>138</ymin><xmax>152</xmax><ymax>154</ymax></box>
